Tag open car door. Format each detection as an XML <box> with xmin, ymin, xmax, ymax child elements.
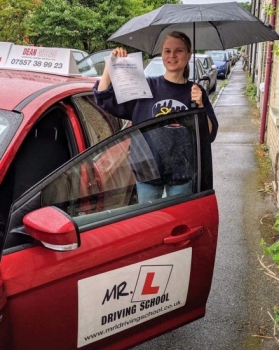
<box><xmin>0</xmin><ymin>109</ymin><xmax>218</xmax><ymax>350</ymax></box>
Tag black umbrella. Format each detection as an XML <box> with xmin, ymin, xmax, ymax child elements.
<box><xmin>107</xmin><ymin>2</ymin><xmax>279</xmax><ymax>55</ymax></box>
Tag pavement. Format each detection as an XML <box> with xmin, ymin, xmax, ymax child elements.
<box><xmin>134</xmin><ymin>60</ymin><xmax>279</xmax><ymax>350</ymax></box>
<box><xmin>212</xmin><ymin>59</ymin><xmax>279</xmax><ymax>349</ymax></box>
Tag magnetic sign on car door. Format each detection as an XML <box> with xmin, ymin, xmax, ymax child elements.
<box><xmin>77</xmin><ymin>248</ymin><xmax>192</xmax><ymax>347</ymax></box>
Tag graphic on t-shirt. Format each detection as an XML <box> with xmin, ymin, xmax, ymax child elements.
<box><xmin>153</xmin><ymin>99</ymin><xmax>188</xmax><ymax>118</ymax></box>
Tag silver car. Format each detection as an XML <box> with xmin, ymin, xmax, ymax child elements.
<box><xmin>144</xmin><ymin>56</ymin><xmax>210</xmax><ymax>95</ymax></box>
<box><xmin>194</xmin><ymin>54</ymin><xmax>218</xmax><ymax>93</ymax></box>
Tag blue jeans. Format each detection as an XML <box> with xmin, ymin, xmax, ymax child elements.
<box><xmin>136</xmin><ymin>182</ymin><xmax>192</xmax><ymax>204</ymax></box>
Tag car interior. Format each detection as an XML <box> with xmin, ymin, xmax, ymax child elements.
<box><xmin>0</xmin><ymin>105</ymin><xmax>75</xmax><ymax>249</ymax></box>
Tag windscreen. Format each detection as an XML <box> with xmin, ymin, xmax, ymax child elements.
<box><xmin>144</xmin><ymin>59</ymin><xmax>195</xmax><ymax>80</ymax></box>
<box><xmin>78</xmin><ymin>50</ymin><xmax>113</xmax><ymax>77</ymax></box>
<box><xmin>0</xmin><ymin>110</ymin><xmax>23</xmax><ymax>159</ymax></box>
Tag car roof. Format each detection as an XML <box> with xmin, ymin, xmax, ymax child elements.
<box><xmin>0</xmin><ymin>69</ymin><xmax>96</xmax><ymax>110</ymax></box>
<box><xmin>0</xmin><ymin>42</ymin><xmax>97</xmax><ymax>110</ymax></box>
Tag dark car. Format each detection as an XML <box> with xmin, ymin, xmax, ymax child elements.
<box><xmin>205</xmin><ymin>50</ymin><xmax>231</xmax><ymax>79</ymax></box>
<box><xmin>0</xmin><ymin>42</ymin><xmax>218</xmax><ymax>350</ymax></box>
<box><xmin>195</xmin><ymin>54</ymin><xmax>218</xmax><ymax>92</ymax></box>
<box><xmin>144</xmin><ymin>56</ymin><xmax>210</xmax><ymax>95</ymax></box>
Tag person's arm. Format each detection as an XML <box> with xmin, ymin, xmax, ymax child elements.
<box><xmin>97</xmin><ymin>47</ymin><xmax>127</xmax><ymax>92</ymax></box>
<box><xmin>93</xmin><ymin>47</ymin><xmax>136</xmax><ymax>121</ymax></box>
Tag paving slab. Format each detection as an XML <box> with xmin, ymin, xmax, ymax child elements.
<box><xmin>216</xmin><ymin>95</ymin><xmax>249</xmax><ymax>106</ymax></box>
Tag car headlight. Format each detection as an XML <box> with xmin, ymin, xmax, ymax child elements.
<box><xmin>219</xmin><ymin>65</ymin><xmax>226</xmax><ymax>69</ymax></box>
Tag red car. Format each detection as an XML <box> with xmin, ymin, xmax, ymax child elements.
<box><xmin>0</xmin><ymin>43</ymin><xmax>219</xmax><ymax>350</ymax></box>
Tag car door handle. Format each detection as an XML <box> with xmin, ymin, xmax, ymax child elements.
<box><xmin>163</xmin><ymin>225</ymin><xmax>204</xmax><ymax>245</ymax></box>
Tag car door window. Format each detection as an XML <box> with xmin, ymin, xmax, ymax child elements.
<box><xmin>196</xmin><ymin>61</ymin><xmax>204</xmax><ymax>79</ymax></box>
<box><xmin>203</xmin><ymin>58</ymin><xmax>209</xmax><ymax>69</ymax></box>
<box><xmin>40</xmin><ymin>110</ymin><xmax>212</xmax><ymax>228</ymax></box>
<box><xmin>0</xmin><ymin>105</ymin><xmax>73</xmax><ymax>246</ymax></box>
<box><xmin>73</xmin><ymin>94</ymin><xmax>124</xmax><ymax>147</ymax></box>
<box><xmin>0</xmin><ymin>110</ymin><xmax>23</xmax><ymax>159</ymax></box>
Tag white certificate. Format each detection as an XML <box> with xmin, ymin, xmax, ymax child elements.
<box><xmin>104</xmin><ymin>52</ymin><xmax>153</xmax><ymax>104</ymax></box>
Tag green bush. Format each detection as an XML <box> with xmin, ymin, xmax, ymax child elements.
<box><xmin>245</xmin><ymin>77</ymin><xmax>257</xmax><ymax>102</ymax></box>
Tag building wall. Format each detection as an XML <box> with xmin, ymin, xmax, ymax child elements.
<box><xmin>264</xmin><ymin>1</ymin><xmax>279</xmax><ymax>199</ymax></box>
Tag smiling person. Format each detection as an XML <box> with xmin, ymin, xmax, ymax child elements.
<box><xmin>93</xmin><ymin>31</ymin><xmax>218</xmax><ymax>203</ymax></box>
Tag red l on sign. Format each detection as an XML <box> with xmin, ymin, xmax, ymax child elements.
<box><xmin>141</xmin><ymin>272</ymin><xmax>159</xmax><ymax>295</ymax></box>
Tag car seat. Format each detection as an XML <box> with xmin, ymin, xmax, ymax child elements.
<box><xmin>12</xmin><ymin>113</ymin><xmax>71</xmax><ymax>201</ymax></box>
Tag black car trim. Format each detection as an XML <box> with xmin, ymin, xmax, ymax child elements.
<box><xmin>13</xmin><ymin>80</ymin><xmax>93</xmax><ymax>112</ymax></box>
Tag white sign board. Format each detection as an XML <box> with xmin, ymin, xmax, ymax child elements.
<box><xmin>77</xmin><ymin>248</ymin><xmax>192</xmax><ymax>347</ymax></box>
<box><xmin>1</xmin><ymin>44</ymin><xmax>81</xmax><ymax>76</ymax></box>
<box><xmin>0</xmin><ymin>42</ymin><xmax>13</xmax><ymax>68</ymax></box>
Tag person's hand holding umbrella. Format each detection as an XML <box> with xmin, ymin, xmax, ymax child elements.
<box><xmin>191</xmin><ymin>83</ymin><xmax>203</xmax><ymax>108</ymax></box>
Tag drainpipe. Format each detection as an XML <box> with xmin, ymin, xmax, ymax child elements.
<box><xmin>260</xmin><ymin>0</ymin><xmax>277</xmax><ymax>143</ymax></box>
<box><xmin>251</xmin><ymin>0</ymin><xmax>258</xmax><ymax>83</ymax></box>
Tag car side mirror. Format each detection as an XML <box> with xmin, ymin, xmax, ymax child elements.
<box><xmin>23</xmin><ymin>206</ymin><xmax>80</xmax><ymax>251</ymax></box>
<box><xmin>212</xmin><ymin>65</ymin><xmax>217</xmax><ymax>69</ymax></box>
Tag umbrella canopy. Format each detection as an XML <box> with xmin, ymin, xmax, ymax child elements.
<box><xmin>107</xmin><ymin>2</ymin><xmax>279</xmax><ymax>56</ymax></box>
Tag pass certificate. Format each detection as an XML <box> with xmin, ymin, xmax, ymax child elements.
<box><xmin>104</xmin><ymin>52</ymin><xmax>153</xmax><ymax>104</ymax></box>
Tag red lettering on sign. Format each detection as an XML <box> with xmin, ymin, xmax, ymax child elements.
<box><xmin>0</xmin><ymin>57</ymin><xmax>2</xmax><ymax>62</ymax></box>
<box><xmin>23</xmin><ymin>48</ymin><xmax>37</xmax><ymax>56</ymax></box>
<box><xmin>141</xmin><ymin>272</ymin><xmax>159</xmax><ymax>295</ymax></box>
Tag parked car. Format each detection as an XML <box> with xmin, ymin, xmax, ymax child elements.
<box><xmin>144</xmin><ymin>56</ymin><xmax>210</xmax><ymax>95</ymax></box>
<box><xmin>195</xmin><ymin>54</ymin><xmax>218</xmax><ymax>92</ymax></box>
<box><xmin>224</xmin><ymin>50</ymin><xmax>233</xmax><ymax>71</ymax></box>
<box><xmin>78</xmin><ymin>49</ymin><xmax>113</xmax><ymax>77</ymax></box>
<box><xmin>205</xmin><ymin>50</ymin><xmax>231</xmax><ymax>79</ymax></box>
<box><xmin>226</xmin><ymin>48</ymin><xmax>238</xmax><ymax>65</ymax></box>
<box><xmin>71</xmin><ymin>48</ymin><xmax>89</xmax><ymax>63</ymax></box>
<box><xmin>0</xmin><ymin>42</ymin><xmax>219</xmax><ymax>350</ymax></box>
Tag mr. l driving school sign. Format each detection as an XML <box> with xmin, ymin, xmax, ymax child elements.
<box><xmin>77</xmin><ymin>248</ymin><xmax>192</xmax><ymax>347</ymax></box>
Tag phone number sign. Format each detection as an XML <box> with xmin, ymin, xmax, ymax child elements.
<box><xmin>2</xmin><ymin>44</ymin><xmax>80</xmax><ymax>76</ymax></box>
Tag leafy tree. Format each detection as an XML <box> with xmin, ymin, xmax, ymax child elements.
<box><xmin>0</xmin><ymin>0</ymin><xmax>39</xmax><ymax>44</ymax></box>
<box><xmin>77</xmin><ymin>0</ymin><xmax>180</xmax><ymax>50</ymax></box>
<box><xmin>238</xmin><ymin>2</ymin><xmax>251</xmax><ymax>12</ymax></box>
<box><xmin>27</xmin><ymin>0</ymin><xmax>101</xmax><ymax>51</ymax></box>
<box><xmin>25</xmin><ymin>0</ymin><xmax>180</xmax><ymax>52</ymax></box>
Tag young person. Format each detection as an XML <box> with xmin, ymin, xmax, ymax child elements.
<box><xmin>93</xmin><ymin>31</ymin><xmax>218</xmax><ymax>203</ymax></box>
